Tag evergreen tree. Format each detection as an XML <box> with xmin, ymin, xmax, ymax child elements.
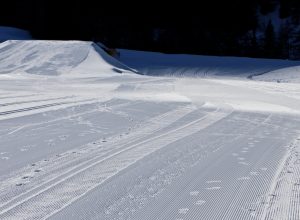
<box><xmin>264</xmin><ymin>20</ymin><xmax>278</xmax><ymax>58</ymax></box>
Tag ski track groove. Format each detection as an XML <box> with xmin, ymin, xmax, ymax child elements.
<box><xmin>0</xmin><ymin>105</ymin><xmax>229</xmax><ymax>219</ymax></box>
<box><xmin>263</xmin><ymin>138</ymin><xmax>300</xmax><ymax>220</ymax></box>
<box><xmin>0</xmin><ymin>104</ymin><xmax>195</xmax><ymax>205</ymax></box>
<box><xmin>0</xmin><ymin>99</ymin><xmax>131</xmax><ymax>136</ymax></box>
<box><xmin>129</xmin><ymin>112</ymin><xmax>297</xmax><ymax>220</ymax></box>
<box><xmin>0</xmin><ymin>100</ymin><xmax>85</xmax><ymax>116</ymax></box>
<box><xmin>0</xmin><ymin>95</ymin><xmax>74</xmax><ymax>107</ymax></box>
<box><xmin>0</xmin><ymin>98</ymin><xmax>102</xmax><ymax>121</ymax></box>
<box><xmin>0</xmin><ymin>94</ymin><xmax>39</xmax><ymax>100</ymax></box>
<box><xmin>222</xmin><ymin>137</ymin><xmax>284</xmax><ymax>219</ymax></box>
<box><xmin>123</xmin><ymin>113</ymin><xmax>260</xmax><ymax>220</ymax></box>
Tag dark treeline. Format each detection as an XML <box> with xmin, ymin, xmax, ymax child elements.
<box><xmin>1</xmin><ymin>0</ymin><xmax>300</xmax><ymax>59</ymax></box>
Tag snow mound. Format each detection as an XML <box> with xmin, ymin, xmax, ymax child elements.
<box><xmin>253</xmin><ymin>66</ymin><xmax>300</xmax><ymax>83</ymax></box>
<box><xmin>0</xmin><ymin>40</ymin><xmax>133</xmax><ymax>76</ymax></box>
<box><xmin>0</xmin><ymin>26</ymin><xmax>31</xmax><ymax>42</ymax></box>
<box><xmin>120</xmin><ymin>49</ymin><xmax>300</xmax><ymax>80</ymax></box>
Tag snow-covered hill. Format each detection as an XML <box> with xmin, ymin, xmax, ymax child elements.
<box><xmin>1</xmin><ymin>40</ymin><xmax>299</xmax><ymax>82</ymax></box>
<box><xmin>0</xmin><ymin>40</ymin><xmax>132</xmax><ymax>76</ymax></box>
<box><xmin>120</xmin><ymin>49</ymin><xmax>300</xmax><ymax>81</ymax></box>
<box><xmin>0</xmin><ymin>40</ymin><xmax>300</xmax><ymax>220</ymax></box>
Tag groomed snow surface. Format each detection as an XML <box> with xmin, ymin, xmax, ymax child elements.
<box><xmin>0</xmin><ymin>40</ymin><xmax>300</xmax><ymax>220</ymax></box>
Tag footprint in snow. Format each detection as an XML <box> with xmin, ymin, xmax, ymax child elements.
<box><xmin>250</xmin><ymin>171</ymin><xmax>259</xmax><ymax>176</ymax></box>
<box><xmin>22</xmin><ymin>176</ymin><xmax>31</xmax><ymax>179</ymax></box>
<box><xmin>46</xmin><ymin>140</ymin><xmax>55</xmax><ymax>146</ymax></box>
<box><xmin>237</xmin><ymin>176</ymin><xmax>250</xmax><ymax>180</ymax></box>
<box><xmin>178</xmin><ymin>208</ymin><xmax>189</xmax><ymax>214</ymax></box>
<box><xmin>206</xmin><ymin>187</ymin><xmax>221</xmax><ymax>190</ymax></box>
<box><xmin>59</xmin><ymin>135</ymin><xmax>68</xmax><ymax>141</ymax></box>
<box><xmin>189</xmin><ymin>191</ymin><xmax>199</xmax><ymax>196</ymax></box>
<box><xmin>1</xmin><ymin>156</ymin><xmax>10</xmax><ymax>160</ymax></box>
<box><xmin>149</xmin><ymin>175</ymin><xmax>157</xmax><ymax>181</ymax></box>
<box><xmin>34</xmin><ymin>169</ymin><xmax>42</xmax><ymax>173</ymax></box>
<box><xmin>248</xmin><ymin>208</ymin><xmax>256</xmax><ymax>216</ymax></box>
<box><xmin>206</xmin><ymin>180</ymin><xmax>222</xmax><ymax>184</ymax></box>
<box><xmin>195</xmin><ymin>200</ymin><xmax>206</xmax><ymax>206</ymax></box>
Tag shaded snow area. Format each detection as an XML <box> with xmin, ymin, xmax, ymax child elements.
<box><xmin>0</xmin><ymin>27</ymin><xmax>32</xmax><ymax>42</ymax></box>
<box><xmin>119</xmin><ymin>49</ymin><xmax>300</xmax><ymax>80</ymax></box>
<box><xmin>0</xmin><ymin>40</ymin><xmax>300</xmax><ymax>220</ymax></box>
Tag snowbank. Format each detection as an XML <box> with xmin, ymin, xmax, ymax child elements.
<box><xmin>253</xmin><ymin>66</ymin><xmax>300</xmax><ymax>83</ymax></box>
<box><xmin>120</xmin><ymin>49</ymin><xmax>300</xmax><ymax>81</ymax></box>
<box><xmin>0</xmin><ymin>40</ymin><xmax>133</xmax><ymax>76</ymax></box>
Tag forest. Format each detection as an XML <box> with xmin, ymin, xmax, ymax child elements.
<box><xmin>1</xmin><ymin>0</ymin><xmax>300</xmax><ymax>59</ymax></box>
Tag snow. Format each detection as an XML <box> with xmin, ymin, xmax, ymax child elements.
<box><xmin>0</xmin><ymin>40</ymin><xmax>132</xmax><ymax>76</ymax></box>
<box><xmin>119</xmin><ymin>49</ymin><xmax>300</xmax><ymax>79</ymax></box>
<box><xmin>0</xmin><ymin>27</ymin><xmax>31</xmax><ymax>42</ymax></box>
<box><xmin>0</xmin><ymin>40</ymin><xmax>300</xmax><ymax>219</ymax></box>
<box><xmin>254</xmin><ymin>66</ymin><xmax>300</xmax><ymax>83</ymax></box>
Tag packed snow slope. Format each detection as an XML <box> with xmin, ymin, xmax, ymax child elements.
<box><xmin>120</xmin><ymin>49</ymin><xmax>300</xmax><ymax>82</ymax></box>
<box><xmin>0</xmin><ymin>40</ymin><xmax>132</xmax><ymax>76</ymax></box>
<box><xmin>0</xmin><ymin>41</ymin><xmax>300</xmax><ymax>220</ymax></box>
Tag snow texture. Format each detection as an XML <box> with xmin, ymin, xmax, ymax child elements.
<box><xmin>0</xmin><ymin>40</ymin><xmax>299</xmax><ymax>220</ymax></box>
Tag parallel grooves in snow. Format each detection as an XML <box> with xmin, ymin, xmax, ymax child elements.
<box><xmin>0</xmin><ymin>96</ymin><xmax>74</xmax><ymax>107</ymax></box>
<box><xmin>0</xmin><ymin>98</ymin><xmax>100</xmax><ymax>120</ymax></box>
<box><xmin>0</xmin><ymin>105</ymin><xmax>195</xmax><ymax>208</ymax></box>
<box><xmin>0</xmin><ymin>104</ymin><xmax>195</xmax><ymax>206</ymax></box>
<box><xmin>0</xmin><ymin>106</ymin><xmax>230</xmax><ymax>220</ymax></box>
<box><xmin>0</xmin><ymin>101</ymin><xmax>76</xmax><ymax>115</ymax></box>
<box><xmin>0</xmin><ymin>94</ymin><xmax>38</xmax><ymax>100</ymax></box>
<box><xmin>263</xmin><ymin>138</ymin><xmax>300</xmax><ymax>220</ymax></box>
<box><xmin>125</xmin><ymin>112</ymin><xmax>297</xmax><ymax>220</ymax></box>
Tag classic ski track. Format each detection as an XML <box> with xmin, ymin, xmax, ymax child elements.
<box><xmin>0</xmin><ymin>95</ymin><xmax>74</xmax><ymax>107</ymax></box>
<box><xmin>0</xmin><ymin>104</ymin><xmax>196</xmax><ymax>209</ymax></box>
<box><xmin>220</xmin><ymin>135</ymin><xmax>284</xmax><ymax>219</ymax></box>
<box><xmin>0</xmin><ymin>106</ymin><xmax>230</xmax><ymax>220</ymax></box>
<box><xmin>127</xmin><ymin>112</ymin><xmax>297</xmax><ymax>220</ymax></box>
<box><xmin>0</xmin><ymin>98</ymin><xmax>102</xmax><ymax>121</ymax></box>
<box><xmin>144</xmin><ymin>112</ymin><xmax>273</xmax><ymax>220</ymax></box>
<box><xmin>262</xmin><ymin>138</ymin><xmax>300</xmax><ymax>220</ymax></box>
<box><xmin>1</xmin><ymin>99</ymin><xmax>131</xmax><ymax>137</ymax></box>
<box><xmin>0</xmin><ymin>94</ymin><xmax>39</xmax><ymax>100</ymax></box>
<box><xmin>0</xmin><ymin>100</ymin><xmax>90</xmax><ymax>116</ymax></box>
